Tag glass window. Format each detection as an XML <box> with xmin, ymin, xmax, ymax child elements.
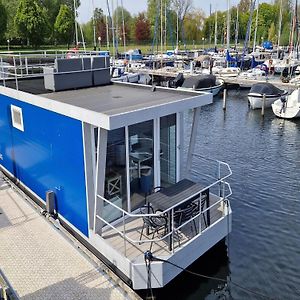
<box><xmin>128</xmin><ymin>120</ymin><xmax>154</xmax><ymax>210</ymax></box>
<box><xmin>104</xmin><ymin>128</ymin><xmax>127</xmax><ymax>222</ymax></box>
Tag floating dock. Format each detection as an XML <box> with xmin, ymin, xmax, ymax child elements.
<box><xmin>0</xmin><ymin>175</ymin><xmax>140</xmax><ymax>300</ymax></box>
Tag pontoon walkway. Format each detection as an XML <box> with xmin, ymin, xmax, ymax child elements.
<box><xmin>0</xmin><ymin>175</ymin><xmax>140</xmax><ymax>300</ymax></box>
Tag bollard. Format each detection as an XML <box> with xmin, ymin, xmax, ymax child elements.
<box><xmin>223</xmin><ymin>89</ymin><xmax>227</xmax><ymax>110</ymax></box>
<box><xmin>261</xmin><ymin>93</ymin><xmax>266</xmax><ymax>116</ymax></box>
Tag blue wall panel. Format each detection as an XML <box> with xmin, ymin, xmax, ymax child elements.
<box><xmin>0</xmin><ymin>93</ymin><xmax>88</xmax><ymax>236</ymax></box>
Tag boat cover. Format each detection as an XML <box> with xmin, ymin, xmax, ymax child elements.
<box><xmin>181</xmin><ymin>75</ymin><xmax>217</xmax><ymax>89</ymax></box>
<box><xmin>249</xmin><ymin>82</ymin><xmax>284</xmax><ymax>95</ymax></box>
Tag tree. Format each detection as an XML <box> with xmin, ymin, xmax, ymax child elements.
<box><xmin>0</xmin><ymin>1</ymin><xmax>7</xmax><ymax>42</ymax></box>
<box><xmin>238</xmin><ymin>0</ymin><xmax>251</xmax><ymax>14</ymax></box>
<box><xmin>113</xmin><ymin>6</ymin><xmax>132</xmax><ymax>43</ymax></box>
<box><xmin>15</xmin><ymin>0</ymin><xmax>48</xmax><ymax>47</ymax></box>
<box><xmin>54</xmin><ymin>4</ymin><xmax>74</xmax><ymax>46</ymax></box>
<box><xmin>135</xmin><ymin>13</ymin><xmax>151</xmax><ymax>43</ymax></box>
<box><xmin>3</xmin><ymin>0</ymin><xmax>18</xmax><ymax>40</ymax></box>
<box><xmin>183</xmin><ymin>9</ymin><xmax>205</xmax><ymax>43</ymax></box>
<box><xmin>268</xmin><ymin>22</ymin><xmax>276</xmax><ymax>43</ymax></box>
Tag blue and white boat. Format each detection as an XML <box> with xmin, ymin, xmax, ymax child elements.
<box><xmin>0</xmin><ymin>52</ymin><xmax>232</xmax><ymax>290</ymax></box>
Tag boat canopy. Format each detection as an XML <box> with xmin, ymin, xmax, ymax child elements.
<box><xmin>249</xmin><ymin>82</ymin><xmax>284</xmax><ymax>95</ymax></box>
<box><xmin>181</xmin><ymin>75</ymin><xmax>217</xmax><ymax>89</ymax></box>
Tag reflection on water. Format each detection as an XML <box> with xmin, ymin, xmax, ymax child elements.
<box><xmin>139</xmin><ymin>89</ymin><xmax>300</xmax><ymax>300</ymax></box>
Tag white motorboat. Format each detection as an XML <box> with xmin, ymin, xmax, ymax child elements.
<box><xmin>212</xmin><ymin>66</ymin><xmax>240</xmax><ymax>78</ymax></box>
<box><xmin>177</xmin><ymin>74</ymin><xmax>224</xmax><ymax>96</ymax></box>
<box><xmin>248</xmin><ymin>82</ymin><xmax>288</xmax><ymax>109</ymax></box>
<box><xmin>272</xmin><ymin>89</ymin><xmax>300</xmax><ymax>119</ymax></box>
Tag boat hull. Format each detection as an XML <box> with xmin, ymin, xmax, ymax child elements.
<box><xmin>248</xmin><ymin>91</ymin><xmax>288</xmax><ymax>109</ymax></box>
<box><xmin>272</xmin><ymin>91</ymin><xmax>300</xmax><ymax>119</ymax></box>
<box><xmin>177</xmin><ymin>79</ymin><xmax>224</xmax><ymax>96</ymax></box>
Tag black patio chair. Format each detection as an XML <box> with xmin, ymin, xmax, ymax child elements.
<box><xmin>173</xmin><ymin>204</ymin><xmax>198</xmax><ymax>234</ymax></box>
<box><xmin>192</xmin><ymin>192</ymin><xmax>209</xmax><ymax>228</ymax></box>
<box><xmin>139</xmin><ymin>204</ymin><xmax>168</xmax><ymax>251</ymax></box>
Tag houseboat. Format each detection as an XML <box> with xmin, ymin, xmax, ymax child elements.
<box><xmin>0</xmin><ymin>52</ymin><xmax>232</xmax><ymax>290</ymax></box>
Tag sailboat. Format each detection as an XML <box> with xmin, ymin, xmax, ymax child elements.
<box><xmin>272</xmin><ymin>89</ymin><xmax>300</xmax><ymax>119</ymax></box>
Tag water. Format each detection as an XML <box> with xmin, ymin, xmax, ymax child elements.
<box><xmin>140</xmin><ymin>89</ymin><xmax>300</xmax><ymax>300</ymax></box>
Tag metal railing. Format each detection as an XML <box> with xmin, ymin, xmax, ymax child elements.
<box><xmin>0</xmin><ymin>50</ymin><xmax>110</xmax><ymax>90</ymax></box>
<box><xmin>94</xmin><ymin>155</ymin><xmax>232</xmax><ymax>257</ymax></box>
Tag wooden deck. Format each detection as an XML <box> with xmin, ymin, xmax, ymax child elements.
<box><xmin>101</xmin><ymin>194</ymin><xmax>225</xmax><ymax>260</ymax></box>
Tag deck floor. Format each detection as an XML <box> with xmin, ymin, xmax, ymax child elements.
<box><xmin>101</xmin><ymin>195</ymin><xmax>224</xmax><ymax>260</ymax></box>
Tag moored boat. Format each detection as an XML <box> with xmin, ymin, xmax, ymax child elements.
<box><xmin>272</xmin><ymin>89</ymin><xmax>300</xmax><ymax>119</ymax></box>
<box><xmin>248</xmin><ymin>82</ymin><xmax>288</xmax><ymax>109</ymax></box>
<box><xmin>177</xmin><ymin>74</ymin><xmax>224</xmax><ymax>96</ymax></box>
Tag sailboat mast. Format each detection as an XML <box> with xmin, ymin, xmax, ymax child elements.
<box><xmin>226</xmin><ymin>0</ymin><xmax>230</xmax><ymax>51</ymax></box>
<box><xmin>252</xmin><ymin>0</ymin><xmax>259</xmax><ymax>53</ymax></box>
<box><xmin>73</xmin><ymin>0</ymin><xmax>79</xmax><ymax>46</ymax></box>
<box><xmin>91</xmin><ymin>0</ymin><xmax>96</xmax><ymax>50</ymax></box>
<box><xmin>176</xmin><ymin>8</ymin><xmax>179</xmax><ymax>48</ymax></box>
<box><xmin>235</xmin><ymin>7</ymin><xmax>239</xmax><ymax>49</ymax></box>
<box><xmin>161</xmin><ymin>0</ymin><xmax>163</xmax><ymax>65</ymax></box>
<box><xmin>214</xmin><ymin>10</ymin><xmax>218</xmax><ymax>48</ymax></box>
<box><xmin>106</xmin><ymin>14</ymin><xmax>110</xmax><ymax>49</ymax></box>
<box><xmin>277</xmin><ymin>0</ymin><xmax>283</xmax><ymax>57</ymax></box>
<box><xmin>120</xmin><ymin>0</ymin><xmax>126</xmax><ymax>53</ymax></box>
<box><xmin>165</xmin><ymin>0</ymin><xmax>167</xmax><ymax>52</ymax></box>
<box><xmin>111</xmin><ymin>0</ymin><xmax>116</xmax><ymax>58</ymax></box>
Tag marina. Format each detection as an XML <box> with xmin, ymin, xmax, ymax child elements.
<box><xmin>1</xmin><ymin>0</ymin><xmax>300</xmax><ymax>298</ymax></box>
<box><xmin>0</xmin><ymin>53</ymin><xmax>232</xmax><ymax>291</ymax></box>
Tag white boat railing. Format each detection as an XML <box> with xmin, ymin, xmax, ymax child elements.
<box><xmin>94</xmin><ymin>156</ymin><xmax>232</xmax><ymax>257</ymax></box>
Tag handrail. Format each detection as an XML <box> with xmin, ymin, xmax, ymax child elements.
<box><xmin>190</xmin><ymin>153</ymin><xmax>233</xmax><ymax>180</ymax></box>
<box><xmin>95</xmin><ymin>179</ymin><xmax>232</xmax><ymax>251</ymax></box>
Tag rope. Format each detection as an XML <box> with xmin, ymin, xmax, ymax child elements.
<box><xmin>144</xmin><ymin>250</ymin><xmax>276</xmax><ymax>300</ymax></box>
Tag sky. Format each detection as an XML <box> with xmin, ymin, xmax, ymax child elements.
<box><xmin>78</xmin><ymin>0</ymin><xmax>272</xmax><ymax>24</ymax></box>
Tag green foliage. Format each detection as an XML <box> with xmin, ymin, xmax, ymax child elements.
<box><xmin>15</xmin><ymin>0</ymin><xmax>48</xmax><ymax>47</ymax></box>
<box><xmin>0</xmin><ymin>1</ymin><xmax>7</xmax><ymax>42</ymax></box>
<box><xmin>54</xmin><ymin>4</ymin><xmax>74</xmax><ymax>45</ymax></box>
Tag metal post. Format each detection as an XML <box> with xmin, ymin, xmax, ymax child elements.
<box><xmin>0</xmin><ymin>56</ymin><xmax>6</xmax><ymax>87</ymax></box>
<box><xmin>223</xmin><ymin>88</ymin><xmax>227</xmax><ymax>110</ymax></box>
<box><xmin>261</xmin><ymin>93</ymin><xmax>266</xmax><ymax>116</ymax></box>
<box><xmin>123</xmin><ymin>211</ymin><xmax>126</xmax><ymax>256</ymax></box>
<box><xmin>13</xmin><ymin>56</ymin><xmax>18</xmax><ymax>91</ymax></box>
<box><xmin>19</xmin><ymin>56</ymin><xmax>23</xmax><ymax>78</ymax></box>
<box><xmin>25</xmin><ymin>57</ymin><xmax>29</xmax><ymax>75</ymax></box>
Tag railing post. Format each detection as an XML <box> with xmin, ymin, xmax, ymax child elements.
<box><xmin>13</xmin><ymin>56</ymin><xmax>18</xmax><ymax>91</ymax></box>
<box><xmin>0</xmin><ymin>56</ymin><xmax>6</xmax><ymax>87</ymax></box>
<box><xmin>123</xmin><ymin>211</ymin><xmax>126</xmax><ymax>257</ymax></box>
<box><xmin>25</xmin><ymin>57</ymin><xmax>29</xmax><ymax>75</ymax></box>
<box><xmin>19</xmin><ymin>56</ymin><xmax>23</xmax><ymax>78</ymax></box>
<box><xmin>199</xmin><ymin>192</ymin><xmax>202</xmax><ymax>234</ymax></box>
<box><xmin>171</xmin><ymin>208</ymin><xmax>175</xmax><ymax>253</ymax></box>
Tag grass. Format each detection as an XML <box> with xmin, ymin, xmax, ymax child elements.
<box><xmin>0</xmin><ymin>42</ymin><xmax>214</xmax><ymax>54</ymax></box>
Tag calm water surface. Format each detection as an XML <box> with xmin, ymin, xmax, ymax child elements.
<box><xmin>140</xmin><ymin>89</ymin><xmax>300</xmax><ymax>300</ymax></box>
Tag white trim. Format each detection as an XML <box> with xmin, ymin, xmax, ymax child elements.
<box><xmin>0</xmin><ymin>85</ymin><xmax>212</xmax><ymax>130</ymax></box>
<box><xmin>109</xmin><ymin>93</ymin><xmax>212</xmax><ymax>130</ymax></box>
<box><xmin>176</xmin><ymin>112</ymin><xmax>183</xmax><ymax>182</ymax></box>
<box><xmin>125</xmin><ymin>126</ymin><xmax>131</xmax><ymax>212</ymax></box>
<box><xmin>154</xmin><ymin>118</ymin><xmax>160</xmax><ymax>188</ymax></box>
<box><xmin>0</xmin><ymin>86</ymin><xmax>110</xmax><ymax>128</ymax></box>
<box><xmin>93</xmin><ymin>128</ymin><xmax>108</xmax><ymax>234</ymax></box>
<box><xmin>11</xmin><ymin>105</ymin><xmax>24</xmax><ymax>132</ymax></box>
<box><xmin>82</xmin><ymin>123</ymin><xmax>96</xmax><ymax>232</ymax></box>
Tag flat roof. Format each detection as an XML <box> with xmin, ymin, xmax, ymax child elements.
<box><xmin>0</xmin><ymin>81</ymin><xmax>212</xmax><ymax>130</ymax></box>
